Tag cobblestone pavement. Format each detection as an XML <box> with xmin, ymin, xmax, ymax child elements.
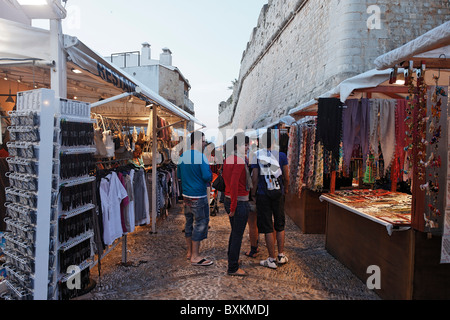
<box><xmin>80</xmin><ymin>203</ymin><xmax>380</xmax><ymax>300</ymax></box>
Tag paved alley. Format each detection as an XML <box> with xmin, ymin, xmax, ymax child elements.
<box><xmin>81</xmin><ymin>202</ymin><xmax>380</xmax><ymax>301</ymax></box>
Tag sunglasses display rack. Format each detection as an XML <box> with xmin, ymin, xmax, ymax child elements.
<box><xmin>57</xmin><ymin>112</ymin><xmax>96</xmax><ymax>300</ymax></box>
<box><xmin>2</xmin><ymin>89</ymin><xmax>96</xmax><ymax>300</ymax></box>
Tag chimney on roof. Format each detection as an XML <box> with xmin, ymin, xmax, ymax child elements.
<box><xmin>141</xmin><ymin>42</ymin><xmax>152</xmax><ymax>66</ymax></box>
<box><xmin>160</xmin><ymin>47</ymin><xmax>172</xmax><ymax>66</ymax></box>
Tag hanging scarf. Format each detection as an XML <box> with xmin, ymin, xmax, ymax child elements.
<box><xmin>287</xmin><ymin>123</ymin><xmax>299</xmax><ymax>194</ymax></box>
<box><xmin>296</xmin><ymin>127</ymin><xmax>308</xmax><ymax>198</ymax></box>
<box><xmin>312</xmin><ymin>141</ymin><xmax>324</xmax><ymax>192</ymax></box>
<box><xmin>306</xmin><ymin>125</ymin><xmax>316</xmax><ymax>189</ymax></box>
<box><xmin>316</xmin><ymin>98</ymin><xmax>343</xmax><ymax>165</ymax></box>
<box><xmin>379</xmin><ymin>99</ymin><xmax>397</xmax><ymax>174</ymax></box>
<box><xmin>342</xmin><ymin>99</ymin><xmax>370</xmax><ymax>173</ymax></box>
<box><xmin>369</xmin><ymin>99</ymin><xmax>380</xmax><ymax>158</ymax></box>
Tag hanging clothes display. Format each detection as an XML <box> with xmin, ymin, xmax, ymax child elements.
<box><xmin>312</xmin><ymin>141</ymin><xmax>324</xmax><ymax>191</ymax></box>
<box><xmin>122</xmin><ymin>169</ymin><xmax>135</xmax><ymax>234</ymax></box>
<box><xmin>304</xmin><ymin>125</ymin><xmax>317</xmax><ymax>189</ymax></box>
<box><xmin>379</xmin><ymin>99</ymin><xmax>397</xmax><ymax>174</ymax></box>
<box><xmin>342</xmin><ymin>99</ymin><xmax>370</xmax><ymax>173</ymax></box>
<box><xmin>287</xmin><ymin>119</ymin><xmax>323</xmax><ymax>197</ymax></box>
<box><xmin>369</xmin><ymin>99</ymin><xmax>380</xmax><ymax>158</ymax></box>
<box><xmin>96</xmin><ymin>164</ymin><xmax>150</xmax><ymax>247</ymax></box>
<box><xmin>287</xmin><ymin>123</ymin><xmax>299</xmax><ymax>195</ymax></box>
<box><xmin>134</xmin><ymin>168</ymin><xmax>150</xmax><ymax>226</ymax></box>
<box><xmin>296</xmin><ymin>126</ymin><xmax>308</xmax><ymax>197</ymax></box>
<box><xmin>316</xmin><ymin>98</ymin><xmax>344</xmax><ymax>165</ymax></box>
<box><xmin>146</xmin><ymin>161</ymin><xmax>178</xmax><ymax>218</ymax></box>
<box><xmin>99</xmin><ymin>171</ymin><xmax>128</xmax><ymax>246</ymax></box>
<box><xmin>288</xmin><ymin>97</ymin><xmax>411</xmax><ymax>199</ymax></box>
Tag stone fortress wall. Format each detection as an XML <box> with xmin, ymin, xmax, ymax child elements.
<box><xmin>219</xmin><ymin>0</ymin><xmax>449</xmax><ymax>131</ymax></box>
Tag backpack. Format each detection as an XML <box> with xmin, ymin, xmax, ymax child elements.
<box><xmin>257</xmin><ymin>151</ymin><xmax>283</xmax><ymax>200</ymax></box>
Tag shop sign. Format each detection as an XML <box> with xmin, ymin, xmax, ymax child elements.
<box><xmin>96</xmin><ymin>62</ymin><xmax>136</xmax><ymax>93</ymax></box>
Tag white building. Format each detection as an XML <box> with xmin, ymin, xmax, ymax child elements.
<box><xmin>104</xmin><ymin>43</ymin><xmax>195</xmax><ymax>117</ymax></box>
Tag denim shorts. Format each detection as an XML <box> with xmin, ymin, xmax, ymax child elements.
<box><xmin>184</xmin><ymin>196</ymin><xmax>209</xmax><ymax>242</ymax></box>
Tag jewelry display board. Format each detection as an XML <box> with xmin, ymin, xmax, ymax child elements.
<box><xmin>321</xmin><ymin>189</ymin><xmax>411</xmax><ymax>231</ymax></box>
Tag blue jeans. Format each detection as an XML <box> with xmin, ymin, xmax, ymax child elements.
<box><xmin>184</xmin><ymin>196</ymin><xmax>209</xmax><ymax>242</ymax></box>
<box><xmin>224</xmin><ymin>198</ymin><xmax>249</xmax><ymax>273</ymax></box>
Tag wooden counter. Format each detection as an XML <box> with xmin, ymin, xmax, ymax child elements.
<box><xmin>285</xmin><ymin>190</ymin><xmax>327</xmax><ymax>234</ymax></box>
<box><xmin>322</xmin><ymin>194</ymin><xmax>450</xmax><ymax>300</ymax></box>
<box><xmin>324</xmin><ymin>200</ymin><xmax>413</xmax><ymax>300</ymax></box>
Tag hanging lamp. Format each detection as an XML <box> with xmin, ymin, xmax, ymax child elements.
<box><xmin>6</xmin><ymin>79</ymin><xmax>14</xmax><ymax>103</ymax></box>
<box><xmin>6</xmin><ymin>92</ymin><xmax>14</xmax><ymax>103</ymax></box>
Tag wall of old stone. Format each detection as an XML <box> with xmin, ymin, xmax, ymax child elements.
<box><xmin>219</xmin><ymin>0</ymin><xmax>449</xmax><ymax>131</ymax></box>
<box><xmin>159</xmin><ymin>66</ymin><xmax>185</xmax><ymax>107</ymax></box>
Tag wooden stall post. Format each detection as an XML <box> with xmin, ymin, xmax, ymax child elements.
<box><xmin>330</xmin><ymin>171</ymin><xmax>336</xmax><ymax>194</ymax></box>
<box><xmin>391</xmin><ymin>159</ymin><xmax>398</xmax><ymax>192</ymax></box>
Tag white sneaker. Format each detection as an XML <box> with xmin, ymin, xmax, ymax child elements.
<box><xmin>277</xmin><ymin>253</ymin><xmax>288</xmax><ymax>265</ymax></box>
<box><xmin>260</xmin><ymin>257</ymin><xmax>277</xmax><ymax>269</ymax></box>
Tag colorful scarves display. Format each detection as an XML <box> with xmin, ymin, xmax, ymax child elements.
<box><xmin>296</xmin><ymin>126</ymin><xmax>308</xmax><ymax>198</ymax></box>
<box><xmin>287</xmin><ymin>120</ymin><xmax>324</xmax><ymax>197</ymax></box>
<box><xmin>287</xmin><ymin>123</ymin><xmax>299</xmax><ymax>194</ymax></box>
<box><xmin>287</xmin><ymin>98</ymin><xmax>410</xmax><ymax>197</ymax></box>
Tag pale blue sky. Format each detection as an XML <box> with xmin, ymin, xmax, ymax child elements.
<box><xmin>60</xmin><ymin>0</ymin><xmax>267</xmax><ymax>139</ymax></box>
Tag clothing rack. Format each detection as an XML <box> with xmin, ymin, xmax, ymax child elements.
<box><xmin>91</xmin><ymin>157</ymin><xmax>135</xmax><ymax>275</ymax></box>
<box><xmin>95</xmin><ymin>157</ymin><xmax>131</xmax><ymax>168</ymax></box>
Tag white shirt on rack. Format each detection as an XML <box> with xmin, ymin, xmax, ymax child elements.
<box><xmin>100</xmin><ymin>171</ymin><xmax>129</xmax><ymax>246</ymax></box>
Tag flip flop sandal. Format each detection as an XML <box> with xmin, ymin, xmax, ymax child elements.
<box><xmin>191</xmin><ymin>258</ymin><xmax>213</xmax><ymax>266</ymax></box>
<box><xmin>228</xmin><ymin>269</ymin><xmax>247</xmax><ymax>277</ymax></box>
<box><xmin>245</xmin><ymin>247</ymin><xmax>259</xmax><ymax>258</ymax></box>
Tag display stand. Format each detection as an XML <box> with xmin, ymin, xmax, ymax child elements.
<box><xmin>285</xmin><ymin>191</ymin><xmax>327</xmax><ymax>234</ymax></box>
<box><xmin>323</xmin><ymin>199</ymin><xmax>414</xmax><ymax>300</ymax></box>
<box><xmin>2</xmin><ymin>89</ymin><xmax>96</xmax><ymax>300</ymax></box>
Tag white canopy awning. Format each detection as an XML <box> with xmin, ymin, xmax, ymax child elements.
<box><xmin>0</xmin><ymin>17</ymin><xmax>51</xmax><ymax>62</ymax></box>
<box><xmin>64</xmin><ymin>36</ymin><xmax>205</xmax><ymax>127</ymax></box>
<box><xmin>289</xmin><ymin>69</ymin><xmax>394</xmax><ymax>117</ymax></box>
<box><xmin>322</xmin><ymin>69</ymin><xmax>393</xmax><ymax>102</ymax></box>
<box><xmin>0</xmin><ymin>18</ymin><xmax>205</xmax><ymax>128</ymax></box>
<box><xmin>374</xmin><ymin>21</ymin><xmax>450</xmax><ymax>70</ymax></box>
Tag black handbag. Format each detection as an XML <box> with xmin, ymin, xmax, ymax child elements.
<box><xmin>212</xmin><ymin>172</ymin><xmax>226</xmax><ymax>192</ymax></box>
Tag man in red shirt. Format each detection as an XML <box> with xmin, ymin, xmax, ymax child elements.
<box><xmin>222</xmin><ymin>132</ymin><xmax>251</xmax><ymax>276</ymax></box>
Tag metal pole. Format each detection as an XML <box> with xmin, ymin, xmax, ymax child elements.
<box><xmin>33</xmin><ymin>89</ymin><xmax>56</xmax><ymax>300</ymax></box>
<box><xmin>121</xmin><ymin>235</ymin><xmax>127</xmax><ymax>264</ymax></box>
<box><xmin>151</xmin><ymin>106</ymin><xmax>158</xmax><ymax>233</ymax></box>
<box><xmin>50</xmin><ymin>19</ymin><xmax>66</xmax><ymax>99</ymax></box>
<box><xmin>90</xmin><ymin>92</ymin><xmax>133</xmax><ymax>108</ymax></box>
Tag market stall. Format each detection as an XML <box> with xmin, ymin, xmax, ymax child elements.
<box><xmin>0</xmin><ymin>8</ymin><xmax>205</xmax><ymax>301</ymax></box>
<box><xmin>315</xmin><ymin>22</ymin><xmax>450</xmax><ymax>299</ymax></box>
<box><xmin>285</xmin><ymin>68</ymin><xmax>409</xmax><ymax>234</ymax></box>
